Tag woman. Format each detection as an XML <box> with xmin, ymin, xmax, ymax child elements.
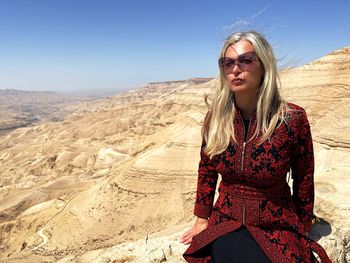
<box><xmin>179</xmin><ymin>31</ymin><xmax>331</xmax><ymax>263</ymax></box>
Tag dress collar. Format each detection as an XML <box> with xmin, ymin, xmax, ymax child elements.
<box><xmin>233</xmin><ymin>102</ymin><xmax>257</xmax><ymax>120</ymax></box>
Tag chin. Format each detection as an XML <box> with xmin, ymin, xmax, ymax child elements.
<box><xmin>230</xmin><ymin>85</ymin><xmax>246</xmax><ymax>93</ymax></box>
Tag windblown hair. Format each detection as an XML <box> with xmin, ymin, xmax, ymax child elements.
<box><xmin>203</xmin><ymin>31</ymin><xmax>288</xmax><ymax>160</ymax></box>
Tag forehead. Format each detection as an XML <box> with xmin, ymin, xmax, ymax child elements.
<box><xmin>224</xmin><ymin>40</ymin><xmax>256</xmax><ymax>57</ymax></box>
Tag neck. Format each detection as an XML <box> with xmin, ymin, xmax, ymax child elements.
<box><xmin>234</xmin><ymin>93</ymin><xmax>258</xmax><ymax>120</ymax></box>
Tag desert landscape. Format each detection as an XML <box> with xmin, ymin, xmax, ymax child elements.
<box><xmin>0</xmin><ymin>89</ymin><xmax>92</xmax><ymax>136</ymax></box>
<box><xmin>0</xmin><ymin>47</ymin><xmax>349</xmax><ymax>263</ymax></box>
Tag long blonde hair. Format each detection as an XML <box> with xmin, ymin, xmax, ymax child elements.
<box><xmin>203</xmin><ymin>31</ymin><xmax>287</xmax><ymax>160</ymax></box>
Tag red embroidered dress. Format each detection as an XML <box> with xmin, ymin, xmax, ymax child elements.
<box><xmin>183</xmin><ymin>103</ymin><xmax>332</xmax><ymax>263</ymax></box>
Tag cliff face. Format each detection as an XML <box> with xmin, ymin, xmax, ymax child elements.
<box><xmin>280</xmin><ymin>47</ymin><xmax>350</xmax><ymax>149</ymax></box>
<box><xmin>0</xmin><ymin>47</ymin><xmax>349</xmax><ymax>262</ymax></box>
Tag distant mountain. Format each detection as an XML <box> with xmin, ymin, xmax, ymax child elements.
<box><xmin>0</xmin><ymin>89</ymin><xmax>92</xmax><ymax>135</ymax></box>
<box><xmin>0</xmin><ymin>89</ymin><xmax>76</xmax><ymax>105</ymax></box>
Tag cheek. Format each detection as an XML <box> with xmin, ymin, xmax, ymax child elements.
<box><xmin>226</xmin><ymin>74</ymin><xmax>233</xmax><ymax>81</ymax></box>
<box><xmin>257</xmin><ymin>66</ymin><xmax>265</xmax><ymax>80</ymax></box>
<box><xmin>249</xmin><ymin>70</ymin><xmax>264</xmax><ymax>85</ymax></box>
<box><xmin>246</xmin><ymin>73</ymin><xmax>260</xmax><ymax>85</ymax></box>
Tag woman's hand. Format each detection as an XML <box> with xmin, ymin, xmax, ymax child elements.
<box><xmin>179</xmin><ymin>217</ymin><xmax>209</xmax><ymax>245</ymax></box>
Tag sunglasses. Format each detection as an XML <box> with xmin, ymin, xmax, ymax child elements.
<box><xmin>218</xmin><ymin>51</ymin><xmax>260</xmax><ymax>72</ymax></box>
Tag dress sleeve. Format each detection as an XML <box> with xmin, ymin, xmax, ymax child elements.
<box><xmin>291</xmin><ymin>109</ymin><xmax>315</xmax><ymax>233</ymax></box>
<box><xmin>193</xmin><ymin>112</ymin><xmax>219</xmax><ymax>219</ymax></box>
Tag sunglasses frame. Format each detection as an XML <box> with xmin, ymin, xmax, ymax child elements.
<box><xmin>218</xmin><ymin>51</ymin><xmax>260</xmax><ymax>72</ymax></box>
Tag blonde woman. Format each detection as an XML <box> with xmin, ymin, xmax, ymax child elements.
<box><xmin>179</xmin><ymin>31</ymin><xmax>331</xmax><ymax>263</ymax></box>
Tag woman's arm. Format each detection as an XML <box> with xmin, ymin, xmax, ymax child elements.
<box><xmin>291</xmin><ymin>108</ymin><xmax>315</xmax><ymax>234</ymax></box>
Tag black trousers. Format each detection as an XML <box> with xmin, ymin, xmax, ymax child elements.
<box><xmin>210</xmin><ymin>226</ymin><xmax>272</xmax><ymax>263</ymax></box>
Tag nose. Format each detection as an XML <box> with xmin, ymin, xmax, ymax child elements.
<box><xmin>232</xmin><ymin>63</ymin><xmax>241</xmax><ymax>74</ymax></box>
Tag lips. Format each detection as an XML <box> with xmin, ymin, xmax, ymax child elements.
<box><xmin>232</xmin><ymin>78</ymin><xmax>245</xmax><ymax>85</ymax></box>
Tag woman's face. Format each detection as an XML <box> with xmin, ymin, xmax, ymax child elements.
<box><xmin>222</xmin><ymin>40</ymin><xmax>264</xmax><ymax>95</ymax></box>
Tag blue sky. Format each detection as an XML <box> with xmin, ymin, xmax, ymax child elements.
<box><xmin>0</xmin><ymin>0</ymin><xmax>349</xmax><ymax>93</ymax></box>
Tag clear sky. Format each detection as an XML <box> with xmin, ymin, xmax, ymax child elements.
<box><xmin>0</xmin><ymin>0</ymin><xmax>349</xmax><ymax>93</ymax></box>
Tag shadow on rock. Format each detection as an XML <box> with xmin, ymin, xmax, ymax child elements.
<box><xmin>309</xmin><ymin>215</ymin><xmax>332</xmax><ymax>242</ymax></box>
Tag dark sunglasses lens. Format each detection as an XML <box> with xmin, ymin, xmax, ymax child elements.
<box><xmin>238</xmin><ymin>54</ymin><xmax>257</xmax><ymax>64</ymax></box>
<box><xmin>239</xmin><ymin>58</ymin><xmax>254</xmax><ymax>65</ymax></box>
<box><xmin>219</xmin><ymin>58</ymin><xmax>234</xmax><ymax>68</ymax></box>
<box><xmin>218</xmin><ymin>58</ymin><xmax>225</xmax><ymax>67</ymax></box>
